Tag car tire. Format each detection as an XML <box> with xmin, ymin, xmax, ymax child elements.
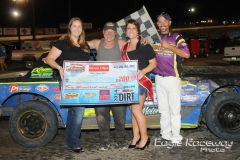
<box><xmin>9</xmin><ymin>100</ymin><xmax>58</xmax><ymax>147</ymax></box>
<box><xmin>205</xmin><ymin>92</ymin><xmax>240</xmax><ymax>140</ymax></box>
<box><xmin>23</xmin><ymin>58</ymin><xmax>35</xmax><ymax>69</ymax></box>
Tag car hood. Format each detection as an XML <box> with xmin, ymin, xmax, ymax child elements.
<box><xmin>0</xmin><ymin>71</ymin><xmax>28</xmax><ymax>79</ymax></box>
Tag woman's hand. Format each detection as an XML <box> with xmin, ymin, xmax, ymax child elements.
<box><xmin>58</xmin><ymin>67</ymin><xmax>64</xmax><ymax>80</ymax></box>
<box><xmin>138</xmin><ymin>69</ymin><xmax>145</xmax><ymax>80</ymax></box>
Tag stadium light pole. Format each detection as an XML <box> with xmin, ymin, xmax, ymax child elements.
<box><xmin>13</xmin><ymin>11</ymin><xmax>21</xmax><ymax>46</ymax></box>
<box><xmin>69</xmin><ymin>0</ymin><xmax>71</xmax><ymax>21</ymax></box>
<box><xmin>12</xmin><ymin>0</ymin><xmax>35</xmax><ymax>40</ymax></box>
<box><xmin>188</xmin><ymin>8</ymin><xmax>195</xmax><ymax>24</ymax></box>
<box><xmin>134</xmin><ymin>0</ymin><xmax>137</xmax><ymax>11</ymax></box>
<box><xmin>31</xmin><ymin>0</ymin><xmax>35</xmax><ymax>40</ymax></box>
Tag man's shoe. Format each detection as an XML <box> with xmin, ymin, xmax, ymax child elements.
<box><xmin>115</xmin><ymin>141</ymin><xmax>128</xmax><ymax>150</ymax></box>
<box><xmin>99</xmin><ymin>143</ymin><xmax>110</xmax><ymax>151</ymax></box>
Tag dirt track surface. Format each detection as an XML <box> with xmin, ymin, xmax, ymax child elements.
<box><xmin>0</xmin><ymin>118</ymin><xmax>240</xmax><ymax>160</ymax></box>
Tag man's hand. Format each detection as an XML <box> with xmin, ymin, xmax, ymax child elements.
<box><xmin>140</xmin><ymin>37</ymin><xmax>149</xmax><ymax>45</ymax></box>
<box><xmin>161</xmin><ymin>40</ymin><xmax>171</xmax><ymax>49</ymax></box>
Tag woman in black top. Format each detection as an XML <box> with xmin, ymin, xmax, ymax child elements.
<box><xmin>122</xmin><ymin>19</ymin><xmax>156</xmax><ymax>150</ymax></box>
<box><xmin>46</xmin><ymin>17</ymin><xmax>90</xmax><ymax>154</ymax></box>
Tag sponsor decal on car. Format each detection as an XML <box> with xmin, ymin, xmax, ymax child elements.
<box><xmin>35</xmin><ymin>84</ymin><xmax>49</xmax><ymax>92</ymax></box>
<box><xmin>54</xmin><ymin>94</ymin><xmax>61</xmax><ymax>100</ymax></box>
<box><xmin>197</xmin><ymin>84</ymin><xmax>209</xmax><ymax>91</ymax></box>
<box><xmin>142</xmin><ymin>106</ymin><xmax>159</xmax><ymax>115</ymax></box>
<box><xmin>182</xmin><ymin>87</ymin><xmax>195</xmax><ymax>95</ymax></box>
<box><xmin>52</xmin><ymin>86</ymin><xmax>60</xmax><ymax>92</ymax></box>
<box><xmin>9</xmin><ymin>84</ymin><xmax>31</xmax><ymax>93</ymax></box>
<box><xmin>30</xmin><ymin>67</ymin><xmax>53</xmax><ymax>78</ymax></box>
<box><xmin>181</xmin><ymin>95</ymin><xmax>199</xmax><ymax>102</ymax></box>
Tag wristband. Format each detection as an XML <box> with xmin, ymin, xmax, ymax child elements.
<box><xmin>57</xmin><ymin>66</ymin><xmax>62</xmax><ymax>70</ymax></box>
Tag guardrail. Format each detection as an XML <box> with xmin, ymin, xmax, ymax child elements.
<box><xmin>1</xmin><ymin>25</ymin><xmax>240</xmax><ymax>42</ymax></box>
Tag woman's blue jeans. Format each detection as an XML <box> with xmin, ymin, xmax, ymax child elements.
<box><xmin>64</xmin><ymin>106</ymin><xmax>84</xmax><ymax>150</ymax></box>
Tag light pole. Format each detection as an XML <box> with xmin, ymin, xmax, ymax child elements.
<box><xmin>13</xmin><ymin>11</ymin><xmax>21</xmax><ymax>47</ymax></box>
<box><xmin>188</xmin><ymin>8</ymin><xmax>195</xmax><ymax>24</ymax></box>
<box><xmin>69</xmin><ymin>0</ymin><xmax>71</xmax><ymax>21</ymax></box>
<box><xmin>31</xmin><ymin>0</ymin><xmax>35</xmax><ymax>40</ymax></box>
<box><xmin>12</xmin><ymin>0</ymin><xmax>35</xmax><ymax>40</ymax></box>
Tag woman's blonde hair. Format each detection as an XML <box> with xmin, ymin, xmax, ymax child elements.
<box><xmin>66</xmin><ymin>17</ymin><xmax>89</xmax><ymax>52</ymax></box>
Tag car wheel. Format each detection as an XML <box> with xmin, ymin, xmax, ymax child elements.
<box><xmin>205</xmin><ymin>92</ymin><xmax>240</xmax><ymax>140</ymax></box>
<box><xmin>9</xmin><ymin>100</ymin><xmax>58</xmax><ymax>147</ymax></box>
<box><xmin>23</xmin><ymin>58</ymin><xmax>35</xmax><ymax>69</ymax></box>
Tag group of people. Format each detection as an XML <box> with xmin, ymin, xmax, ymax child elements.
<box><xmin>45</xmin><ymin>12</ymin><xmax>190</xmax><ymax>154</ymax></box>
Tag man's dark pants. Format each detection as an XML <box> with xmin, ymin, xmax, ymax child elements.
<box><xmin>95</xmin><ymin>105</ymin><xmax>127</xmax><ymax>143</ymax></box>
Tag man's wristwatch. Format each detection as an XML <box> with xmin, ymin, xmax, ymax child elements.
<box><xmin>57</xmin><ymin>66</ymin><xmax>62</xmax><ymax>70</ymax></box>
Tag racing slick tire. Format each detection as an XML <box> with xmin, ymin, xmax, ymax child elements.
<box><xmin>205</xmin><ymin>92</ymin><xmax>240</xmax><ymax>140</ymax></box>
<box><xmin>9</xmin><ymin>100</ymin><xmax>58</xmax><ymax>147</ymax></box>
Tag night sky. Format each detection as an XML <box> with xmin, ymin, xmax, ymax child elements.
<box><xmin>0</xmin><ymin>0</ymin><xmax>239</xmax><ymax>29</ymax></box>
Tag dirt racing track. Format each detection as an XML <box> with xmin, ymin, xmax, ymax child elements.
<box><xmin>1</xmin><ymin>118</ymin><xmax>240</xmax><ymax>160</ymax></box>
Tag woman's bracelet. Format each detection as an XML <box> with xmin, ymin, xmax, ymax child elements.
<box><xmin>57</xmin><ymin>65</ymin><xmax>62</xmax><ymax>70</ymax></box>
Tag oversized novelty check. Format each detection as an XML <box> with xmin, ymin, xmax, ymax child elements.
<box><xmin>60</xmin><ymin>60</ymin><xmax>139</xmax><ymax>105</ymax></box>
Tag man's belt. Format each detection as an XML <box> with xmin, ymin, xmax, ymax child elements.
<box><xmin>156</xmin><ymin>73</ymin><xmax>170</xmax><ymax>77</ymax></box>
